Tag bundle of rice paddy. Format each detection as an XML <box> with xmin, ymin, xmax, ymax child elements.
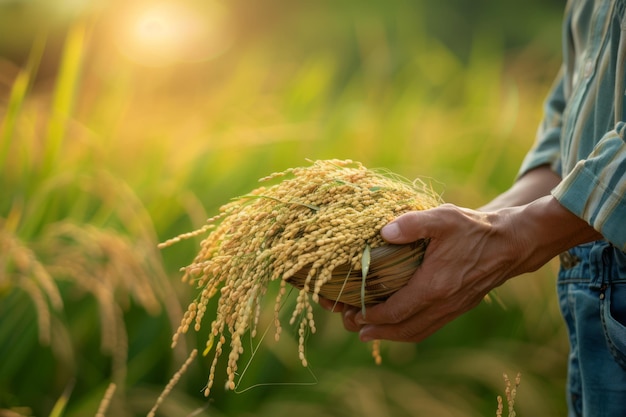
<box><xmin>160</xmin><ymin>159</ymin><xmax>441</xmax><ymax>396</ymax></box>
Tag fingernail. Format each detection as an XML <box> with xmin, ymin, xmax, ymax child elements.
<box><xmin>355</xmin><ymin>311</ymin><xmax>369</xmax><ymax>325</ymax></box>
<box><xmin>359</xmin><ymin>328</ymin><xmax>374</xmax><ymax>342</ymax></box>
<box><xmin>381</xmin><ymin>223</ymin><xmax>400</xmax><ymax>240</ymax></box>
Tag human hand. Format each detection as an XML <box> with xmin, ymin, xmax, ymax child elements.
<box><xmin>320</xmin><ymin>197</ymin><xmax>600</xmax><ymax>343</ymax></box>
<box><xmin>321</xmin><ymin>203</ymin><xmax>527</xmax><ymax>342</ymax></box>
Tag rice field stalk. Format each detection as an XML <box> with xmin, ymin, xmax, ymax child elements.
<box><xmin>42</xmin><ymin>20</ymin><xmax>89</xmax><ymax>178</ymax></box>
<box><xmin>0</xmin><ymin>31</ymin><xmax>46</xmax><ymax>172</ymax></box>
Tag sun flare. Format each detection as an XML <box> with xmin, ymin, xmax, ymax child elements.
<box><xmin>115</xmin><ymin>1</ymin><xmax>233</xmax><ymax>67</ymax></box>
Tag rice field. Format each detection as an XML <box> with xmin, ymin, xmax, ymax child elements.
<box><xmin>0</xmin><ymin>0</ymin><xmax>567</xmax><ymax>416</ymax></box>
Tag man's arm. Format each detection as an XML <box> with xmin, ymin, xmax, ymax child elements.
<box><xmin>478</xmin><ymin>165</ymin><xmax>561</xmax><ymax>211</ymax></box>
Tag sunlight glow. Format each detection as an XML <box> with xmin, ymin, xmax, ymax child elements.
<box><xmin>116</xmin><ymin>1</ymin><xmax>233</xmax><ymax>67</ymax></box>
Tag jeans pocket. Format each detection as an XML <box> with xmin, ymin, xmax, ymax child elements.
<box><xmin>601</xmin><ymin>284</ymin><xmax>626</xmax><ymax>370</ymax></box>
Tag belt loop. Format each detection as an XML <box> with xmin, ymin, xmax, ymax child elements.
<box><xmin>602</xmin><ymin>245</ymin><xmax>613</xmax><ymax>286</ymax></box>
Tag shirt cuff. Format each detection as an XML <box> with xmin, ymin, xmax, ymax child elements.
<box><xmin>551</xmin><ymin>127</ymin><xmax>626</xmax><ymax>251</ymax></box>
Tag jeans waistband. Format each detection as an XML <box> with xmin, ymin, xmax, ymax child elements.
<box><xmin>558</xmin><ymin>240</ymin><xmax>626</xmax><ymax>286</ymax></box>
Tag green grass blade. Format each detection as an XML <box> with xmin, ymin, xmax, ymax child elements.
<box><xmin>48</xmin><ymin>379</ymin><xmax>75</xmax><ymax>417</ymax></box>
<box><xmin>0</xmin><ymin>31</ymin><xmax>47</xmax><ymax>170</ymax></box>
<box><xmin>42</xmin><ymin>20</ymin><xmax>89</xmax><ymax>177</ymax></box>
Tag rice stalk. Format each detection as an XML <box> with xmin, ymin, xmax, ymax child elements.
<box><xmin>0</xmin><ymin>30</ymin><xmax>46</xmax><ymax>170</ymax></box>
<box><xmin>496</xmin><ymin>372</ymin><xmax>521</xmax><ymax>417</ymax></box>
<box><xmin>1</xmin><ymin>179</ymin><xmax>181</xmax><ymax>392</ymax></box>
<box><xmin>161</xmin><ymin>159</ymin><xmax>441</xmax><ymax>396</ymax></box>
<box><xmin>0</xmin><ymin>215</ymin><xmax>63</xmax><ymax>345</ymax></box>
<box><xmin>42</xmin><ymin>19</ymin><xmax>90</xmax><ymax>178</ymax></box>
<box><xmin>94</xmin><ymin>383</ymin><xmax>117</xmax><ymax>417</ymax></box>
<box><xmin>147</xmin><ymin>349</ymin><xmax>198</xmax><ymax>417</ymax></box>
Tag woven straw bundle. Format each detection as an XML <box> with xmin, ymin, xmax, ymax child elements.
<box><xmin>161</xmin><ymin>159</ymin><xmax>440</xmax><ymax>395</ymax></box>
<box><xmin>287</xmin><ymin>239</ymin><xmax>429</xmax><ymax>306</ymax></box>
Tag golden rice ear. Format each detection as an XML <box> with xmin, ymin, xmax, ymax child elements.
<box><xmin>161</xmin><ymin>159</ymin><xmax>441</xmax><ymax>397</ymax></box>
<box><xmin>286</xmin><ymin>239</ymin><xmax>429</xmax><ymax>307</ymax></box>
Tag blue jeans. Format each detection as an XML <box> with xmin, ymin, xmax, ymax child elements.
<box><xmin>557</xmin><ymin>241</ymin><xmax>626</xmax><ymax>417</ymax></box>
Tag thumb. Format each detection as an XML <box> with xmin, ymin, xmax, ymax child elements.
<box><xmin>380</xmin><ymin>210</ymin><xmax>431</xmax><ymax>244</ymax></box>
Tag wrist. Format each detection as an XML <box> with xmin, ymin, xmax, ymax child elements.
<box><xmin>495</xmin><ymin>195</ymin><xmax>601</xmax><ymax>277</ymax></box>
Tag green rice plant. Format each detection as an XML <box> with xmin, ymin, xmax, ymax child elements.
<box><xmin>41</xmin><ymin>20</ymin><xmax>88</xmax><ymax>179</ymax></box>
<box><xmin>0</xmin><ymin>1</ymin><xmax>568</xmax><ymax>416</ymax></box>
<box><xmin>0</xmin><ymin>20</ymin><xmax>185</xmax><ymax>417</ymax></box>
<box><xmin>0</xmin><ymin>32</ymin><xmax>45</xmax><ymax>172</ymax></box>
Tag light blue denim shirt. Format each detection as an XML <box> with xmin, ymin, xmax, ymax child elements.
<box><xmin>519</xmin><ymin>0</ymin><xmax>626</xmax><ymax>251</ymax></box>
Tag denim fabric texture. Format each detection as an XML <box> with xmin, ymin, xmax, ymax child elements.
<box><xmin>557</xmin><ymin>241</ymin><xmax>626</xmax><ymax>417</ymax></box>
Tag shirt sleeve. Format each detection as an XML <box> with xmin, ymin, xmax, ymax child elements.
<box><xmin>551</xmin><ymin>123</ymin><xmax>626</xmax><ymax>251</ymax></box>
<box><xmin>517</xmin><ymin>67</ymin><xmax>566</xmax><ymax>178</ymax></box>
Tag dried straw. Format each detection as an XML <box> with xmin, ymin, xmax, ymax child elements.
<box><xmin>287</xmin><ymin>239</ymin><xmax>429</xmax><ymax>306</ymax></box>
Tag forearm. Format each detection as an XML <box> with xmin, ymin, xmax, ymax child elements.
<box><xmin>479</xmin><ymin>165</ymin><xmax>561</xmax><ymax>211</ymax></box>
<box><xmin>493</xmin><ymin>195</ymin><xmax>603</xmax><ymax>278</ymax></box>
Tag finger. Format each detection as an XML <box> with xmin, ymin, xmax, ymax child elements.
<box><xmin>359</xmin><ymin>285</ymin><xmax>487</xmax><ymax>342</ymax></box>
<box><xmin>354</xmin><ymin>259</ymin><xmax>438</xmax><ymax>326</ymax></box>
<box><xmin>341</xmin><ymin>306</ymin><xmax>362</xmax><ymax>332</ymax></box>
<box><xmin>358</xmin><ymin>309</ymin><xmax>457</xmax><ymax>343</ymax></box>
<box><xmin>354</xmin><ymin>294</ymin><xmax>424</xmax><ymax>328</ymax></box>
<box><xmin>318</xmin><ymin>297</ymin><xmax>346</xmax><ymax>313</ymax></box>
<box><xmin>380</xmin><ymin>211</ymin><xmax>431</xmax><ymax>244</ymax></box>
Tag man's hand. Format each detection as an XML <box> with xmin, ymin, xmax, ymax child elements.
<box><xmin>353</xmin><ymin>203</ymin><xmax>523</xmax><ymax>342</ymax></box>
<box><xmin>320</xmin><ymin>195</ymin><xmax>601</xmax><ymax>343</ymax></box>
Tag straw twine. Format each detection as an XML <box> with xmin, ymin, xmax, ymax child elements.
<box><xmin>287</xmin><ymin>239</ymin><xmax>429</xmax><ymax>307</ymax></box>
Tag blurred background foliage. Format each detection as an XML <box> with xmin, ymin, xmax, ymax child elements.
<box><xmin>0</xmin><ymin>0</ymin><xmax>568</xmax><ymax>416</ymax></box>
